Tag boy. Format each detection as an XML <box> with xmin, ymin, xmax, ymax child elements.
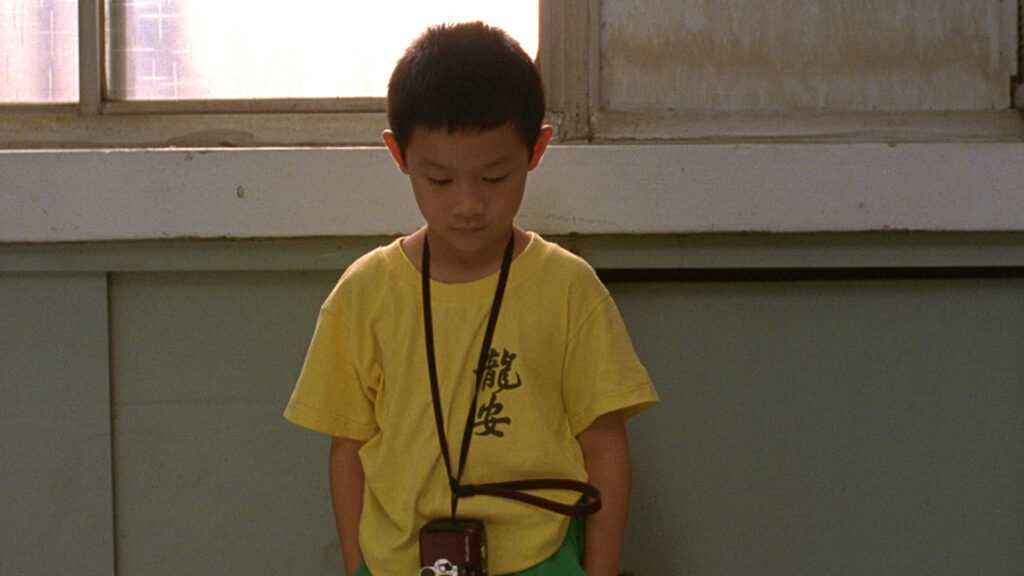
<box><xmin>285</xmin><ymin>22</ymin><xmax>657</xmax><ymax>575</ymax></box>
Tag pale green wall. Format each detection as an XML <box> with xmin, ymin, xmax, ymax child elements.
<box><xmin>618</xmin><ymin>278</ymin><xmax>1023</xmax><ymax>575</ymax></box>
<box><xmin>2</xmin><ymin>235</ymin><xmax>1022</xmax><ymax>576</ymax></box>
<box><xmin>1</xmin><ymin>273</ymin><xmax>113</xmax><ymax>576</ymax></box>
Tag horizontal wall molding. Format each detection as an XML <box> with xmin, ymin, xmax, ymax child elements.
<box><xmin>593</xmin><ymin>111</ymin><xmax>1024</xmax><ymax>143</ymax></box>
<box><xmin>3</xmin><ymin>233</ymin><xmax>1024</xmax><ymax>273</ymax></box>
<box><xmin>2</xmin><ymin>143</ymin><xmax>1024</xmax><ymax>243</ymax></box>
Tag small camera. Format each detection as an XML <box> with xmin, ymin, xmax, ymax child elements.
<box><xmin>419</xmin><ymin>518</ymin><xmax>487</xmax><ymax>576</ymax></box>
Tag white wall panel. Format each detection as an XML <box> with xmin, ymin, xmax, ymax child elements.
<box><xmin>3</xmin><ymin>144</ymin><xmax>1024</xmax><ymax>243</ymax></box>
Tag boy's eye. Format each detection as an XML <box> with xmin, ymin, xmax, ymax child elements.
<box><xmin>427</xmin><ymin>177</ymin><xmax>453</xmax><ymax>186</ymax></box>
<box><xmin>483</xmin><ymin>174</ymin><xmax>510</xmax><ymax>184</ymax></box>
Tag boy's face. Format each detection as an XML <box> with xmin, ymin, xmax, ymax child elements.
<box><xmin>384</xmin><ymin>123</ymin><xmax>552</xmax><ymax>262</ymax></box>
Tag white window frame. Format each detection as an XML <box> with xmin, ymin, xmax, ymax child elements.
<box><xmin>577</xmin><ymin>0</ymin><xmax>1023</xmax><ymax>144</ymax></box>
<box><xmin>0</xmin><ymin>0</ymin><xmax>563</xmax><ymax>148</ymax></box>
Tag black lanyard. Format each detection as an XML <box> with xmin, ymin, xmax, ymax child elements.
<box><xmin>421</xmin><ymin>233</ymin><xmax>602</xmax><ymax>520</ymax></box>
<box><xmin>422</xmin><ymin>233</ymin><xmax>515</xmax><ymax>519</ymax></box>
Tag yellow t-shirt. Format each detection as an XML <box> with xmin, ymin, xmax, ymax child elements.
<box><xmin>284</xmin><ymin>232</ymin><xmax>658</xmax><ymax>574</ymax></box>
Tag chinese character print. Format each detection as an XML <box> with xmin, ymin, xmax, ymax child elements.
<box><xmin>473</xmin><ymin>348</ymin><xmax>522</xmax><ymax>438</ymax></box>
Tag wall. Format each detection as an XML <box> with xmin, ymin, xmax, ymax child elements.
<box><xmin>3</xmin><ymin>236</ymin><xmax>1023</xmax><ymax>576</ymax></box>
<box><xmin>3</xmin><ymin>143</ymin><xmax>1024</xmax><ymax>243</ymax></box>
<box><xmin>2</xmin><ymin>1</ymin><xmax>1023</xmax><ymax>575</ymax></box>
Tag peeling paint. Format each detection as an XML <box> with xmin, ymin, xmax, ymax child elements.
<box><xmin>170</xmin><ymin>130</ymin><xmax>258</xmax><ymax>148</ymax></box>
<box><xmin>530</xmin><ymin>212</ymin><xmax>618</xmax><ymax>228</ymax></box>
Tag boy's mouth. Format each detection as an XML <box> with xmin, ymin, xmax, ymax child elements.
<box><xmin>451</xmin><ymin>225</ymin><xmax>487</xmax><ymax>233</ymax></box>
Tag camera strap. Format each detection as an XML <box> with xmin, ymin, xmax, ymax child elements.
<box><xmin>422</xmin><ymin>233</ymin><xmax>601</xmax><ymax>520</ymax></box>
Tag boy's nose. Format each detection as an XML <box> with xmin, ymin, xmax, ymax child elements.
<box><xmin>452</xmin><ymin>181</ymin><xmax>485</xmax><ymax>218</ymax></box>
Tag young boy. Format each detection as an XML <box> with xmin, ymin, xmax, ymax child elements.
<box><xmin>285</xmin><ymin>22</ymin><xmax>657</xmax><ymax>575</ymax></box>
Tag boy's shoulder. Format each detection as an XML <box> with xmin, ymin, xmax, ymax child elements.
<box><xmin>524</xmin><ymin>233</ymin><xmax>608</xmax><ymax>299</ymax></box>
<box><xmin>321</xmin><ymin>238</ymin><xmax>408</xmax><ymax>314</ymax></box>
<box><xmin>529</xmin><ymin>234</ymin><xmax>593</xmax><ymax>275</ymax></box>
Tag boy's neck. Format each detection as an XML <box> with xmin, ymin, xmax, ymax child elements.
<box><xmin>402</xmin><ymin>226</ymin><xmax>529</xmax><ymax>284</ymax></box>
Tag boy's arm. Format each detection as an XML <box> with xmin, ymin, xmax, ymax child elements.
<box><xmin>329</xmin><ymin>436</ymin><xmax>366</xmax><ymax>575</ymax></box>
<box><xmin>577</xmin><ymin>410</ymin><xmax>632</xmax><ymax>576</ymax></box>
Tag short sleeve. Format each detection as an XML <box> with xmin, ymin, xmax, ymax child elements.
<box><xmin>284</xmin><ymin>306</ymin><xmax>379</xmax><ymax>441</ymax></box>
<box><xmin>562</xmin><ymin>295</ymin><xmax>659</xmax><ymax>436</ymax></box>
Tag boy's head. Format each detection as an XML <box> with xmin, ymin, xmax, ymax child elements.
<box><xmin>383</xmin><ymin>22</ymin><xmax>553</xmax><ymax>260</ymax></box>
<box><xmin>385</xmin><ymin>21</ymin><xmax>546</xmax><ymax>162</ymax></box>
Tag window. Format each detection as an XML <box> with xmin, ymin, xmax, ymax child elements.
<box><xmin>0</xmin><ymin>0</ymin><xmax>79</xmax><ymax>103</ymax></box>
<box><xmin>1</xmin><ymin>0</ymin><xmax>1018</xmax><ymax>149</ymax></box>
<box><xmin>105</xmin><ymin>1</ymin><xmax>538</xmax><ymax>100</ymax></box>
<box><xmin>1</xmin><ymin>0</ymin><xmax>537</xmax><ymax>104</ymax></box>
<box><xmin>0</xmin><ymin>0</ymin><xmax>547</xmax><ymax>147</ymax></box>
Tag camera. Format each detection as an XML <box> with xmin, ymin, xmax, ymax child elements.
<box><xmin>419</xmin><ymin>518</ymin><xmax>487</xmax><ymax>576</ymax></box>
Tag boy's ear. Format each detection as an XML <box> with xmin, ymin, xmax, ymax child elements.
<box><xmin>527</xmin><ymin>125</ymin><xmax>554</xmax><ymax>171</ymax></box>
<box><xmin>382</xmin><ymin>130</ymin><xmax>409</xmax><ymax>174</ymax></box>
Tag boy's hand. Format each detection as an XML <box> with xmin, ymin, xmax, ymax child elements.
<box><xmin>577</xmin><ymin>411</ymin><xmax>631</xmax><ymax>576</ymax></box>
<box><xmin>329</xmin><ymin>436</ymin><xmax>366</xmax><ymax>575</ymax></box>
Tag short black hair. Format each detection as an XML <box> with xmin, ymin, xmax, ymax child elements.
<box><xmin>386</xmin><ymin>21</ymin><xmax>545</xmax><ymax>161</ymax></box>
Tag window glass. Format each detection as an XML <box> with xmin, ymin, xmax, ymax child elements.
<box><xmin>0</xmin><ymin>0</ymin><xmax>79</xmax><ymax>103</ymax></box>
<box><xmin>106</xmin><ymin>1</ymin><xmax>539</xmax><ymax>100</ymax></box>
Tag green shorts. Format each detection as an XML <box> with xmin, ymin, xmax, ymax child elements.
<box><xmin>355</xmin><ymin>516</ymin><xmax>585</xmax><ymax>576</ymax></box>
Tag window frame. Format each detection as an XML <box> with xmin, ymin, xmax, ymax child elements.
<box><xmin>584</xmin><ymin>0</ymin><xmax>1023</xmax><ymax>144</ymax></box>
<box><xmin>0</xmin><ymin>0</ymin><xmax>1020</xmax><ymax>150</ymax></box>
<box><xmin>0</xmin><ymin>0</ymin><xmax>570</xmax><ymax>148</ymax></box>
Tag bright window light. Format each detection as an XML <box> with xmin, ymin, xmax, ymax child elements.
<box><xmin>106</xmin><ymin>0</ymin><xmax>539</xmax><ymax>100</ymax></box>
<box><xmin>0</xmin><ymin>0</ymin><xmax>79</xmax><ymax>103</ymax></box>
